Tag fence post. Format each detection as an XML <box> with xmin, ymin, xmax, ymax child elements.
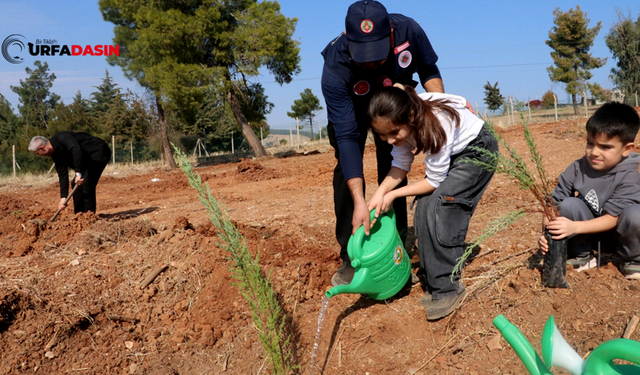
<box><xmin>553</xmin><ymin>94</ymin><xmax>558</xmax><ymax>122</ymax></box>
<box><xmin>12</xmin><ymin>145</ymin><xmax>16</xmax><ymax>179</ymax></box>
<box><xmin>46</xmin><ymin>163</ymin><xmax>55</xmax><ymax>177</ymax></box>
<box><xmin>112</xmin><ymin>135</ymin><xmax>115</xmax><ymax>165</ymax></box>
<box><xmin>509</xmin><ymin>97</ymin><xmax>514</xmax><ymax>125</ymax></box>
<box><xmin>260</xmin><ymin>127</ymin><xmax>264</xmax><ymax>146</ymax></box>
<box><xmin>296</xmin><ymin>117</ymin><xmax>300</xmax><ymax>149</ymax></box>
<box><xmin>231</xmin><ymin>131</ymin><xmax>234</xmax><ymax>154</ymax></box>
<box><xmin>583</xmin><ymin>91</ymin><xmax>588</xmax><ymax>117</ymax></box>
<box><xmin>130</xmin><ymin>141</ymin><xmax>134</xmax><ymax>165</ymax></box>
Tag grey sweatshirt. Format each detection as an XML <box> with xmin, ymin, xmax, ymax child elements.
<box><xmin>553</xmin><ymin>152</ymin><xmax>640</xmax><ymax>217</ymax></box>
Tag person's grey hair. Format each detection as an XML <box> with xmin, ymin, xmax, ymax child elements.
<box><xmin>28</xmin><ymin>136</ymin><xmax>49</xmax><ymax>152</ymax></box>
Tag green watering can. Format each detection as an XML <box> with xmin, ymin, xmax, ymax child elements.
<box><xmin>325</xmin><ymin>209</ymin><xmax>411</xmax><ymax>300</ymax></box>
<box><xmin>493</xmin><ymin>314</ymin><xmax>640</xmax><ymax>375</ymax></box>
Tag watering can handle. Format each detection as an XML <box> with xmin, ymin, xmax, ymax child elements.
<box><xmin>349</xmin><ymin>209</ymin><xmax>379</xmax><ymax>268</ymax></box>
<box><xmin>349</xmin><ymin>208</ymin><xmax>376</xmax><ymax>267</ymax></box>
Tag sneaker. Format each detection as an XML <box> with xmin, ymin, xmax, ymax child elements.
<box><xmin>419</xmin><ymin>290</ymin><xmax>432</xmax><ymax>308</ymax></box>
<box><xmin>619</xmin><ymin>261</ymin><xmax>640</xmax><ymax>280</ymax></box>
<box><xmin>331</xmin><ymin>260</ymin><xmax>355</xmax><ymax>286</ymax></box>
<box><xmin>426</xmin><ymin>289</ymin><xmax>467</xmax><ymax>321</ymax></box>
<box><xmin>567</xmin><ymin>254</ymin><xmax>594</xmax><ymax>269</ymax></box>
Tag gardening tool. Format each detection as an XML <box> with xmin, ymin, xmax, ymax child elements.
<box><xmin>50</xmin><ymin>183</ymin><xmax>79</xmax><ymax>222</ymax></box>
<box><xmin>493</xmin><ymin>314</ymin><xmax>640</xmax><ymax>375</ymax></box>
<box><xmin>325</xmin><ymin>209</ymin><xmax>411</xmax><ymax>300</ymax></box>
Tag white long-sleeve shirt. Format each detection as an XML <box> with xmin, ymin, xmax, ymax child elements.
<box><xmin>390</xmin><ymin>92</ymin><xmax>485</xmax><ymax>188</ymax></box>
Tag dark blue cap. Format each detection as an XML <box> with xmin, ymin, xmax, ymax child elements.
<box><xmin>345</xmin><ymin>1</ymin><xmax>391</xmax><ymax>63</ymax></box>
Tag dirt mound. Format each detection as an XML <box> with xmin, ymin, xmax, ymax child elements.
<box><xmin>235</xmin><ymin>158</ymin><xmax>280</xmax><ymax>181</ymax></box>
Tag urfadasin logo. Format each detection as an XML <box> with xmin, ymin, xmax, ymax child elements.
<box><xmin>2</xmin><ymin>34</ymin><xmax>120</xmax><ymax>64</ymax></box>
<box><xmin>2</xmin><ymin>34</ymin><xmax>27</xmax><ymax>64</ymax></box>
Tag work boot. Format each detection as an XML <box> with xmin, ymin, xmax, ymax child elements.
<box><xmin>566</xmin><ymin>253</ymin><xmax>593</xmax><ymax>269</ymax></box>
<box><xmin>619</xmin><ymin>261</ymin><xmax>640</xmax><ymax>280</ymax></box>
<box><xmin>331</xmin><ymin>260</ymin><xmax>355</xmax><ymax>286</ymax></box>
<box><xmin>426</xmin><ymin>290</ymin><xmax>467</xmax><ymax>321</ymax></box>
<box><xmin>419</xmin><ymin>290</ymin><xmax>432</xmax><ymax>308</ymax></box>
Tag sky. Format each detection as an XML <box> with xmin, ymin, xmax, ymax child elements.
<box><xmin>1</xmin><ymin>1</ymin><xmax>639</xmax><ymax>131</ymax></box>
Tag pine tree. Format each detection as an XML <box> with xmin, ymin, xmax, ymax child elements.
<box><xmin>287</xmin><ymin>88</ymin><xmax>323</xmax><ymax>140</ymax></box>
<box><xmin>605</xmin><ymin>12</ymin><xmax>640</xmax><ymax>101</ymax></box>
<box><xmin>483</xmin><ymin>81</ymin><xmax>504</xmax><ymax>115</ymax></box>
<box><xmin>49</xmin><ymin>91</ymin><xmax>96</xmax><ymax>135</ymax></box>
<box><xmin>546</xmin><ymin>6</ymin><xmax>606</xmax><ymax>115</ymax></box>
<box><xmin>100</xmin><ymin>0</ymin><xmax>300</xmax><ymax>164</ymax></box>
<box><xmin>91</xmin><ymin>70</ymin><xmax>120</xmax><ymax>114</ymax></box>
<box><xmin>10</xmin><ymin>61</ymin><xmax>60</xmax><ymax>136</ymax></box>
<box><xmin>0</xmin><ymin>94</ymin><xmax>18</xmax><ymax>153</ymax></box>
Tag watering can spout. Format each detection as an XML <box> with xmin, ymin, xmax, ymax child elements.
<box><xmin>324</xmin><ymin>209</ymin><xmax>410</xmax><ymax>300</ymax></box>
<box><xmin>325</xmin><ymin>284</ymin><xmax>355</xmax><ymax>299</ymax></box>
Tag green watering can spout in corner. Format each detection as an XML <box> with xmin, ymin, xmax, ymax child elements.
<box><xmin>494</xmin><ymin>314</ymin><xmax>640</xmax><ymax>375</ymax></box>
<box><xmin>325</xmin><ymin>209</ymin><xmax>411</xmax><ymax>300</ymax></box>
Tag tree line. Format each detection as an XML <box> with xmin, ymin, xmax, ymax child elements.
<box><xmin>483</xmin><ymin>7</ymin><xmax>640</xmax><ymax>116</ymax></box>
<box><xmin>1</xmin><ymin>0</ymin><xmax>301</xmax><ymax>172</ymax></box>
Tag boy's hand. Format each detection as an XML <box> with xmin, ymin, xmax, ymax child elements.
<box><xmin>538</xmin><ymin>235</ymin><xmax>548</xmax><ymax>254</ymax></box>
<box><xmin>546</xmin><ymin>217</ymin><xmax>578</xmax><ymax>240</ymax></box>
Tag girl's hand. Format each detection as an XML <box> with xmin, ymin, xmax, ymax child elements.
<box><xmin>379</xmin><ymin>192</ymin><xmax>396</xmax><ymax>214</ymax></box>
<box><xmin>546</xmin><ymin>217</ymin><xmax>577</xmax><ymax>240</ymax></box>
<box><xmin>367</xmin><ymin>190</ymin><xmax>396</xmax><ymax>224</ymax></box>
<box><xmin>367</xmin><ymin>190</ymin><xmax>386</xmax><ymax>220</ymax></box>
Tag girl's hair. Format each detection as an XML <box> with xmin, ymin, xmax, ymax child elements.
<box><xmin>367</xmin><ymin>85</ymin><xmax>460</xmax><ymax>155</ymax></box>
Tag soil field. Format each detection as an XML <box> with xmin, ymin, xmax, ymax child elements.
<box><xmin>1</xmin><ymin>117</ymin><xmax>639</xmax><ymax>375</ymax></box>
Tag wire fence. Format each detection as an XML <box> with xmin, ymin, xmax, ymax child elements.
<box><xmin>2</xmin><ymin>95</ymin><xmax>637</xmax><ymax>177</ymax></box>
<box><xmin>0</xmin><ymin>129</ymin><xmax>332</xmax><ymax>177</ymax></box>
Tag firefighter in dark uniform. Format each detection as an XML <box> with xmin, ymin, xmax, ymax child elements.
<box><xmin>321</xmin><ymin>0</ymin><xmax>445</xmax><ymax>286</ymax></box>
<box><xmin>29</xmin><ymin>132</ymin><xmax>112</xmax><ymax>214</ymax></box>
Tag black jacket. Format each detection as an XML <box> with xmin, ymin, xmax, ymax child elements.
<box><xmin>50</xmin><ymin>132</ymin><xmax>111</xmax><ymax>198</ymax></box>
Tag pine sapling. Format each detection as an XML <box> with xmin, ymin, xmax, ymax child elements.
<box><xmin>174</xmin><ymin>146</ymin><xmax>295</xmax><ymax>374</ymax></box>
<box><xmin>453</xmin><ymin>116</ymin><xmax>559</xmax><ymax>276</ymax></box>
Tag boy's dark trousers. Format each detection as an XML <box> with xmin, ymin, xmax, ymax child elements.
<box><xmin>327</xmin><ymin>122</ymin><xmax>408</xmax><ymax>261</ymax></box>
<box><xmin>414</xmin><ymin>127</ymin><xmax>497</xmax><ymax>300</ymax></box>
<box><xmin>558</xmin><ymin>197</ymin><xmax>640</xmax><ymax>262</ymax></box>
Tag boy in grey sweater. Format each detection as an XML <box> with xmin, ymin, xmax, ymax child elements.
<box><xmin>539</xmin><ymin>102</ymin><xmax>640</xmax><ymax>279</ymax></box>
